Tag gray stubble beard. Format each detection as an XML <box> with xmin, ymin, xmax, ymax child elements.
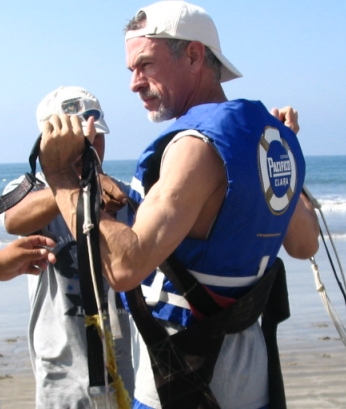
<box><xmin>148</xmin><ymin>103</ymin><xmax>175</xmax><ymax>123</ymax></box>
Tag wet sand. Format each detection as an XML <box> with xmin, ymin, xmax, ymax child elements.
<box><xmin>281</xmin><ymin>336</ymin><xmax>346</xmax><ymax>408</ymax></box>
<box><xmin>0</xmin><ymin>336</ymin><xmax>35</xmax><ymax>409</ymax></box>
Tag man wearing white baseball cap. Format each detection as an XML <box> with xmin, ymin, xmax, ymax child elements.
<box><xmin>39</xmin><ymin>2</ymin><xmax>319</xmax><ymax>409</ymax></box>
<box><xmin>3</xmin><ymin>86</ymin><xmax>133</xmax><ymax>408</ymax></box>
<box><xmin>124</xmin><ymin>0</ymin><xmax>243</xmax><ymax>84</ymax></box>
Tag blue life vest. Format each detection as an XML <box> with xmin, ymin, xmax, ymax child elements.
<box><xmin>128</xmin><ymin>99</ymin><xmax>305</xmax><ymax>326</ymax></box>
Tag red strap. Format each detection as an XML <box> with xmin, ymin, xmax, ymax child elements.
<box><xmin>189</xmin><ymin>286</ymin><xmax>236</xmax><ymax>321</ymax></box>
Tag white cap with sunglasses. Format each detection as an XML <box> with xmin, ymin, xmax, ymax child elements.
<box><xmin>36</xmin><ymin>86</ymin><xmax>110</xmax><ymax>134</ymax></box>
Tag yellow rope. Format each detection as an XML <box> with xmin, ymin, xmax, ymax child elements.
<box><xmin>85</xmin><ymin>314</ymin><xmax>131</xmax><ymax>409</ymax></box>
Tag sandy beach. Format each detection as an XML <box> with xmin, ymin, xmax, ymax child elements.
<box><xmin>0</xmin><ymin>336</ymin><xmax>35</xmax><ymax>409</ymax></box>
<box><xmin>0</xmin><ymin>241</ymin><xmax>345</xmax><ymax>408</ymax></box>
<box><xmin>278</xmin><ymin>246</ymin><xmax>346</xmax><ymax>409</ymax></box>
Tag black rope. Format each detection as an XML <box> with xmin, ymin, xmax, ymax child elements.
<box><xmin>319</xmin><ymin>226</ymin><xmax>346</xmax><ymax>305</ymax></box>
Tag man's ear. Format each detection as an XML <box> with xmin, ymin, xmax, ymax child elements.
<box><xmin>186</xmin><ymin>41</ymin><xmax>205</xmax><ymax>74</ymax></box>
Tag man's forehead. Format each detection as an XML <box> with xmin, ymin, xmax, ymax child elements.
<box><xmin>126</xmin><ymin>37</ymin><xmax>169</xmax><ymax>66</ymax></box>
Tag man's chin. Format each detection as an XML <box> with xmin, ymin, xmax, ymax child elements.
<box><xmin>147</xmin><ymin>112</ymin><xmax>164</xmax><ymax>123</ymax></box>
<box><xmin>147</xmin><ymin>108</ymin><xmax>174</xmax><ymax>123</ymax></box>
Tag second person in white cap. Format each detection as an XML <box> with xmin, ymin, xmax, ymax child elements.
<box><xmin>3</xmin><ymin>86</ymin><xmax>133</xmax><ymax>409</ymax></box>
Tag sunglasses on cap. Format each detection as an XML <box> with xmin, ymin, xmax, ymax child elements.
<box><xmin>61</xmin><ymin>98</ymin><xmax>103</xmax><ymax>122</ymax></box>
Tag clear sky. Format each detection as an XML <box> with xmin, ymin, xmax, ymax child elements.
<box><xmin>0</xmin><ymin>0</ymin><xmax>345</xmax><ymax>163</ymax></box>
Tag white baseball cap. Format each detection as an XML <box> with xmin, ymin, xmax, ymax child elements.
<box><xmin>125</xmin><ymin>1</ymin><xmax>242</xmax><ymax>83</ymax></box>
<box><xmin>36</xmin><ymin>86</ymin><xmax>110</xmax><ymax>134</ymax></box>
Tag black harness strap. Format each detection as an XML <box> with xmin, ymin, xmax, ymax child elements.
<box><xmin>0</xmin><ymin>134</ymin><xmax>44</xmax><ymax>214</ymax></box>
<box><xmin>262</xmin><ymin>260</ymin><xmax>290</xmax><ymax>409</ymax></box>
<box><xmin>0</xmin><ymin>174</ymin><xmax>37</xmax><ymax>213</ymax></box>
<box><xmin>126</xmin><ymin>286</ymin><xmax>222</xmax><ymax>409</ymax></box>
<box><xmin>76</xmin><ymin>139</ymin><xmax>109</xmax><ymax>387</ymax></box>
<box><xmin>160</xmin><ymin>255</ymin><xmax>224</xmax><ymax>317</ymax></box>
<box><xmin>126</xmin><ymin>257</ymin><xmax>288</xmax><ymax>409</ymax></box>
<box><xmin>127</xmin><ymin>198</ymin><xmax>223</xmax><ymax>318</ymax></box>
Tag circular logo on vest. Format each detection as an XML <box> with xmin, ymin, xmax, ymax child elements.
<box><xmin>258</xmin><ymin>127</ymin><xmax>297</xmax><ymax>214</ymax></box>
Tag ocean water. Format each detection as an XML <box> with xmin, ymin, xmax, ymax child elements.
<box><xmin>1</xmin><ymin>155</ymin><xmax>345</xmax><ymax>245</ymax></box>
<box><xmin>304</xmin><ymin>156</ymin><xmax>346</xmax><ymax>239</ymax></box>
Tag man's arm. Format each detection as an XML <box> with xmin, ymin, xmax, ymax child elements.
<box><xmin>283</xmin><ymin>192</ymin><xmax>320</xmax><ymax>259</ymax></box>
<box><xmin>39</xmin><ymin>115</ymin><xmax>226</xmax><ymax>291</ymax></box>
<box><xmin>5</xmin><ymin>188</ymin><xmax>60</xmax><ymax>236</ymax></box>
<box><xmin>4</xmin><ymin>168</ymin><xmax>127</xmax><ymax>238</ymax></box>
<box><xmin>271</xmin><ymin>106</ymin><xmax>319</xmax><ymax>259</ymax></box>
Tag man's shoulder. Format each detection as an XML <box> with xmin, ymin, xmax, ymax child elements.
<box><xmin>222</xmin><ymin>99</ymin><xmax>267</xmax><ymax>117</ymax></box>
<box><xmin>176</xmin><ymin>99</ymin><xmax>267</xmax><ymax>125</ymax></box>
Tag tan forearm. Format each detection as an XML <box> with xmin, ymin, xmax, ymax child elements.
<box><xmin>53</xmin><ymin>183</ymin><xmax>144</xmax><ymax>291</ymax></box>
<box><xmin>283</xmin><ymin>193</ymin><xmax>320</xmax><ymax>259</ymax></box>
<box><xmin>40</xmin><ymin>161</ymin><xmax>84</xmax><ymax>234</ymax></box>
<box><xmin>5</xmin><ymin>188</ymin><xmax>60</xmax><ymax>235</ymax></box>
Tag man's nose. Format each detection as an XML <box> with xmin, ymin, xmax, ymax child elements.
<box><xmin>130</xmin><ymin>70</ymin><xmax>148</xmax><ymax>93</ymax></box>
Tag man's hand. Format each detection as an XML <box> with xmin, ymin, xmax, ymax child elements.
<box><xmin>99</xmin><ymin>174</ymin><xmax>128</xmax><ymax>215</ymax></box>
<box><xmin>39</xmin><ymin>115</ymin><xmax>96</xmax><ymax>184</ymax></box>
<box><xmin>0</xmin><ymin>236</ymin><xmax>56</xmax><ymax>281</ymax></box>
<box><xmin>271</xmin><ymin>106</ymin><xmax>299</xmax><ymax>134</ymax></box>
